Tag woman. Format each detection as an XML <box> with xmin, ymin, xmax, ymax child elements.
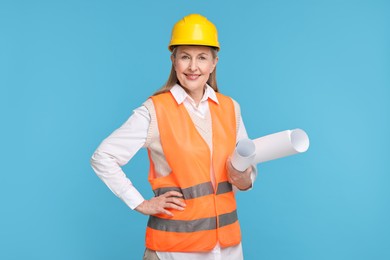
<box><xmin>91</xmin><ymin>14</ymin><xmax>257</xmax><ymax>260</ymax></box>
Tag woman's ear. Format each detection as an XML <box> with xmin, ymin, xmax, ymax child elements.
<box><xmin>171</xmin><ymin>55</ymin><xmax>175</xmax><ymax>68</ymax></box>
<box><xmin>211</xmin><ymin>56</ymin><xmax>219</xmax><ymax>73</ymax></box>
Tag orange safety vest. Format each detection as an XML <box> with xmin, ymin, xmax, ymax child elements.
<box><xmin>145</xmin><ymin>92</ymin><xmax>241</xmax><ymax>252</ymax></box>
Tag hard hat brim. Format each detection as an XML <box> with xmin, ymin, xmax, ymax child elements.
<box><xmin>168</xmin><ymin>43</ymin><xmax>220</xmax><ymax>52</ymax></box>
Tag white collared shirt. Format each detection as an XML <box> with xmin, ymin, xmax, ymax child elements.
<box><xmin>170</xmin><ymin>83</ymin><xmax>218</xmax><ymax>118</ymax></box>
<box><xmin>91</xmin><ymin>84</ymin><xmax>256</xmax><ymax>260</ymax></box>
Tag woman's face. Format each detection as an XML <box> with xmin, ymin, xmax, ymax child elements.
<box><xmin>172</xmin><ymin>45</ymin><xmax>218</xmax><ymax>102</ymax></box>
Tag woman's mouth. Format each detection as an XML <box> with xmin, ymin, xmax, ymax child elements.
<box><xmin>184</xmin><ymin>73</ymin><xmax>200</xmax><ymax>80</ymax></box>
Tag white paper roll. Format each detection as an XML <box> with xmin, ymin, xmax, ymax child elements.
<box><xmin>230</xmin><ymin>129</ymin><xmax>310</xmax><ymax>170</ymax></box>
<box><xmin>253</xmin><ymin>129</ymin><xmax>310</xmax><ymax>163</ymax></box>
<box><xmin>231</xmin><ymin>138</ymin><xmax>256</xmax><ymax>171</ymax></box>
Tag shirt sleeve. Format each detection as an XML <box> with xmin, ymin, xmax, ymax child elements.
<box><xmin>90</xmin><ymin>105</ymin><xmax>150</xmax><ymax>210</ymax></box>
<box><xmin>235</xmin><ymin>101</ymin><xmax>258</xmax><ymax>191</ymax></box>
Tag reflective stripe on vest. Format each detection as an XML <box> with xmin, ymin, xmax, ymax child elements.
<box><xmin>153</xmin><ymin>181</ymin><xmax>232</xmax><ymax>199</ymax></box>
<box><xmin>146</xmin><ymin>92</ymin><xmax>241</xmax><ymax>252</ymax></box>
<box><xmin>148</xmin><ymin>209</ymin><xmax>238</xmax><ymax>233</ymax></box>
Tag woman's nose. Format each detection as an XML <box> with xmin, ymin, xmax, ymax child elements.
<box><xmin>188</xmin><ymin>59</ymin><xmax>197</xmax><ymax>71</ymax></box>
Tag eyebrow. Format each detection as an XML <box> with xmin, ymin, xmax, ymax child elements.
<box><xmin>179</xmin><ymin>51</ymin><xmax>210</xmax><ymax>56</ymax></box>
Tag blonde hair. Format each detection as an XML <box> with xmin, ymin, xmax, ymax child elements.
<box><xmin>153</xmin><ymin>46</ymin><xmax>219</xmax><ymax>96</ymax></box>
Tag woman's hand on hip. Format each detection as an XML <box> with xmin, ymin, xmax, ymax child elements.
<box><xmin>226</xmin><ymin>157</ymin><xmax>253</xmax><ymax>191</ymax></box>
<box><xmin>135</xmin><ymin>191</ymin><xmax>186</xmax><ymax>217</ymax></box>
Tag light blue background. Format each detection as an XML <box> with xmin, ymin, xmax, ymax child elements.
<box><xmin>1</xmin><ymin>0</ymin><xmax>389</xmax><ymax>259</ymax></box>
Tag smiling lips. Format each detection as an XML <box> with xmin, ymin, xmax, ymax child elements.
<box><xmin>184</xmin><ymin>73</ymin><xmax>201</xmax><ymax>80</ymax></box>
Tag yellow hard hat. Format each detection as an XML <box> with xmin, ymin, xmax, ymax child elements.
<box><xmin>168</xmin><ymin>14</ymin><xmax>220</xmax><ymax>52</ymax></box>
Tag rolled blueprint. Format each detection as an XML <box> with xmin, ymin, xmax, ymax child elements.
<box><xmin>253</xmin><ymin>129</ymin><xmax>310</xmax><ymax>163</ymax></box>
<box><xmin>230</xmin><ymin>129</ymin><xmax>310</xmax><ymax>171</ymax></box>
<box><xmin>231</xmin><ymin>138</ymin><xmax>256</xmax><ymax>171</ymax></box>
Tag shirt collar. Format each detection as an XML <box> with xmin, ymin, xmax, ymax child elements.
<box><xmin>170</xmin><ymin>84</ymin><xmax>219</xmax><ymax>105</ymax></box>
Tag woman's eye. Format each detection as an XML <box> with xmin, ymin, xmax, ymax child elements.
<box><xmin>181</xmin><ymin>56</ymin><xmax>190</xmax><ymax>60</ymax></box>
<box><xmin>199</xmin><ymin>56</ymin><xmax>206</xmax><ymax>60</ymax></box>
